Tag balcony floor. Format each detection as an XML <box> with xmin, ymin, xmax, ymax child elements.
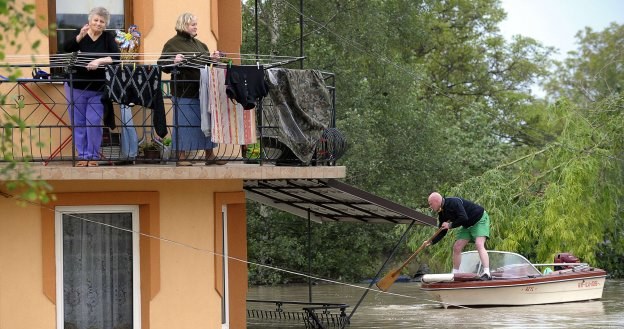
<box><xmin>23</xmin><ymin>161</ymin><xmax>346</xmax><ymax>181</ymax></box>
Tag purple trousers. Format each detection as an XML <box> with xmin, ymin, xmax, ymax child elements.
<box><xmin>64</xmin><ymin>84</ymin><xmax>104</xmax><ymax>160</ymax></box>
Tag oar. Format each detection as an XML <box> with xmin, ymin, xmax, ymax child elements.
<box><xmin>376</xmin><ymin>227</ymin><xmax>446</xmax><ymax>292</ymax></box>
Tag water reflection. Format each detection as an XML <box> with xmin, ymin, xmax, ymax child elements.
<box><xmin>248</xmin><ymin>279</ymin><xmax>624</xmax><ymax>328</ymax></box>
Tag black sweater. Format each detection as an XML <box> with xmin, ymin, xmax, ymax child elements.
<box><xmin>431</xmin><ymin>197</ymin><xmax>485</xmax><ymax>245</ymax></box>
<box><xmin>63</xmin><ymin>29</ymin><xmax>120</xmax><ymax>91</ymax></box>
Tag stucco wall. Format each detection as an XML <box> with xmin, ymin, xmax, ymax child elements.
<box><xmin>0</xmin><ymin>179</ymin><xmax>245</xmax><ymax>329</ymax></box>
<box><xmin>0</xmin><ymin>196</ymin><xmax>56</xmax><ymax>329</ymax></box>
<box><xmin>147</xmin><ymin>1</ymin><xmax>217</xmax><ymax>57</ymax></box>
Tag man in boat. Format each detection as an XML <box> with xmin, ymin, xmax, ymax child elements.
<box><xmin>426</xmin><ymin>192</ymin><xmax>492</xmax><ymax>280</ymax></box>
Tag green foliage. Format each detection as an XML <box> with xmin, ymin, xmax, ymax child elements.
<box><xmin>417</xmin><ymin>95</ymin><xmax>624</xmax><ymax>274</ymax></box>
<box><xmin>0</xmin><ymin>0</ymin><xmax>54</xmax><ymax>203</ymax></box>
<box><xmin>544</xmin><ymin>23</ymin><xmax>624</xmax><ymax>106</ymax></box>
<box><xmin>242</xmin><ymin>1</ymin><xmax>624</xmax><ymax>281</ymax></box>
<box><xmin>247</xmin><ymin>201</ymin><xmax>406</xmax><ymax>284</ymax></box>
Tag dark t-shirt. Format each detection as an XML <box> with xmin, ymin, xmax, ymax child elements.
<box><xmin>63</xmin><ymin>29</ymin><xmax>120</xmax><ymax>91</ymax></box>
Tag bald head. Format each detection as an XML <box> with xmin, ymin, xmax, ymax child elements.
<box><xmin>428</xmin><ymin>192</ymin><xmax>443</xmax><ymax>212</ymax></box>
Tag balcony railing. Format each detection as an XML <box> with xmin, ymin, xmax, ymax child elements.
<box><xmin>0</xmin><ymin>69</ymin><xmax>345</xmax><ymax>167</ymax></box>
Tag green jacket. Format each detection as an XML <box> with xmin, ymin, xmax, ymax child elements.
<box><xmin>158</xmin><ymin>31</ymin><xmax>209</xmax><ymax>98</ymax></box>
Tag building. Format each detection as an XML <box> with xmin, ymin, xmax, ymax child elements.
<box><xmin>1</xmin><ymin>1</ymin><xmax>435</xmax><ymax>329</ymax></box>
<box><xmin>0</xmin><ymin>1</ymin><xmax>343</xmax><ymax>329</ymax></box>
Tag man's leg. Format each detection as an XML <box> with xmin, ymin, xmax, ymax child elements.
<box><xmin>475</xmin><ymin>236</ymin><xmax>490</xmax><ymax>271</ymax></box>
<box><xmin>452</xmin><ymin>239</ymin><xmax>469</xmax><ymax>272</ymax></box>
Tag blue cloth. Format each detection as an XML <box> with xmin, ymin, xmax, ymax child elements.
<box><xmin>120</xmin><ymin>105</ymin><xmax>138</xmax><ymax>159</ymax></box>
<box><xmin>64</xmin><ymin>83</ymin><xmax>104</xmax><ymax>160</ymax></box>
<box><xmin>171</xmin><ymin>97</ymin><xmax>217</xmax><ymax>151</ymax></box>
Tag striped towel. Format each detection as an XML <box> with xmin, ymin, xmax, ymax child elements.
<box><xmin>210</xmin><ymin>67</ymin><xmax>257</xmax><ymax>145</ymax></box>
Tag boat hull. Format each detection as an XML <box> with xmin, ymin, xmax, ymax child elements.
<box><xmin>420</xmin><ymin>270</ymin><xmax>607</xmax><ymax>307</ymax></box>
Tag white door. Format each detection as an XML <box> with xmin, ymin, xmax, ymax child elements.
<box><xmin>55</xmin><ymin>205</ymin><xmax>141</xmax><ymax>329</ymax></box>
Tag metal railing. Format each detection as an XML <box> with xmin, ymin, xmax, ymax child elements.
<box><xmin>0</xmin><ymin>69</ymin><xmax>345</xmax><ymax>166</ymax></box>
<box><xmin>247</xmin><ymin>299</ymin><xmax>350</xmax><ymax>329</ymax></box>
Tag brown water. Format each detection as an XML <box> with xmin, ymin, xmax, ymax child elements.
<box><xmin>247</xmin><ymin>279</ymin><xmax>624</xmax><ymax>328</ymax></box>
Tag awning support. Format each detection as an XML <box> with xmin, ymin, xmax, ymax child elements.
<box><xmin>344</xmin><ymin>220</ymin><xmax>416</xmax><ymax>325</ymax></box>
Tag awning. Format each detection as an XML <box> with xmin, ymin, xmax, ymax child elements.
<box><xmin>243</xmin><ymin>179</ymin><xmax>437</xmax><ymax>225</ymax></box>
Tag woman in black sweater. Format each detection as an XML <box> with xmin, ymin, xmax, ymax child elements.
<box><xmin>63</xmin><ymin>7</ymin><xmax>119</xmax><ymax>167</ymax></box>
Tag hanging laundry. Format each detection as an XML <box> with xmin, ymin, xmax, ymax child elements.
<box><xmin>199</xmin><ymin>67</ymin><xmax>211</xmax><ymax>138</ymax></box>
<box><xmin>225</xmin><ymin>65</ymin><xmax>268</xmax><ymax>110</ymax></box>
<box><xmin>103</xmin><ymin>65</ymin><xmax>167</xmax><ymax>138</ymax></box>
<box><xmin>209</xmin><ymin>66</ymin><xmax>257</xmax><ymax>145</ymax></box>
<box><xmin>264</xmin><ymin>68</ymin><xmax>332</xmax><ymax>165</ymax></box>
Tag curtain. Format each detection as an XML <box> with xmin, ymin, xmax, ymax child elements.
<box><xmin>62</xmin><ymin>212</ymin><xmax>134</xmax><ymax>329</ymax></box>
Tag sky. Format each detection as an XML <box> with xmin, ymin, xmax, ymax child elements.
<box><xmin>498</xmin><ymin>0</ymin><xmax>624</xmax><ymax>61</ymax></box>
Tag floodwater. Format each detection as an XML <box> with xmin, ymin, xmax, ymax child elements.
<box><xmin>247</xmin><ymin>279</ymin><xmax>624</xmax><ymax>328</ymax></box>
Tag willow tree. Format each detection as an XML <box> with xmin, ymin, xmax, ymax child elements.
<box><xmin>414</xmin><ymin>95</ymin><xmax>624</xmax><ymax>275</ymax></box>
<box><xmin>544</xmin><ymin>22</ymin><xmax>624</xmax><ymax>107</ymax></box>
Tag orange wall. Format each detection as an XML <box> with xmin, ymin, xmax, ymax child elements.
<box><xmin>0</xmin><ymin>196</ymin><xmax>55</xmax><ymax>329</ymax></box>
<box><xmin>0</xmin><ymin>179</ymin><xmax>247</xmax><ymax>329</ymax></box>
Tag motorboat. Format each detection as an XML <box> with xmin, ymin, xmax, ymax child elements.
<box><xmin>420</xmin><ymin>251</ymin><xmax>607</xmax><ymax>308</ymax></box>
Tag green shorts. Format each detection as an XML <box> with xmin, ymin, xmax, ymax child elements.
<box><xmin>456</xmin><ymin>211</ymin><xmax>490</xmax><ymax>242</ymax></box>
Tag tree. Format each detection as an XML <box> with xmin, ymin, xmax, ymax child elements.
<box><xmin>414</xmin><ymin>95</ymin><xmax>624</xmax><ymax>276</ymax></box>
<box><xmin>0</xmin><ymin>0</ymin><xmax>53</xmax><ymax>203</ymax></box>
<box><xmin>544</xmin><ymin>23</ymin><xmax>624</xmax><ymax>106</ymax></box>
<box><xmin>242</xmin><ymin>0</ymin><xmax>555</xmax><ymax>282</ymax></box>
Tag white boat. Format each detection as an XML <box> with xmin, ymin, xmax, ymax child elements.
<box><xmin>420</xmin><ymin>251</ymin><xmax>607</xmax><ymax>308</ymax></box>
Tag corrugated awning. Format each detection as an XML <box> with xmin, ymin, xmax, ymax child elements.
<box><xmin>243</xmin><ymin>179</ymin><xmax>437</xmax><ymax>225</ymax></box>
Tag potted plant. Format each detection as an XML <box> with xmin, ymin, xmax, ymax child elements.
<box><xmin>162</xmin><ymin>137</ymin><xmax>172</xmax><ymax>161</ymax></box>
<box><xmin>139</xmin><ymin>140</ymin><xmax>162</xmax><ymax>162</ymax></box>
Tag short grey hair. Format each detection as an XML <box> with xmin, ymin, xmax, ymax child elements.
<box><xmin>175</xmin><ymin>13</ymin><xmax>197</xmax><ymax>32</ymax></box>
<box><xmin>88</xmin><ymin>7</ymin><xmax>110</xmax><ymax>25</ymax></box>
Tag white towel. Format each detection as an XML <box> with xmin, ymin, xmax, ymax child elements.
<box><xmin>199</xmin><ymin>67</ymin><xmax>211</xmax><ymax>137</ymax></box>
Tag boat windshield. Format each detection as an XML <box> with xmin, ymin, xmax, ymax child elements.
<box><xmin>458</xmin><ymin>251</ymin><xmax>542</xmax><ymax>278</ymax></box>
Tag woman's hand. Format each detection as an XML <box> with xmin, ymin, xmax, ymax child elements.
<box><xmin>174</xmin><ymin>54</ymin><xmax>185</xmax><ymax>64</ymax></box>
<box><xmin>86</xmin><ymin>58</ymin><xmax>100</xmax><ymax>70</ymax></box>
<box><xmin>77</xmin><ymin>24</ymin><xmax>89</xmax><ymax>42</ymax></box>
<box><xmin>210</xmin><ymin>51</ymin><xmax>223</xmax><ymax>60</ymax></box>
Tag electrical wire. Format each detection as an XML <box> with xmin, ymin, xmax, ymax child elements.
<box><xmin>1</xmin><ymin>189</ymin><xmax>584</xmax><ymax>323</ymax></box>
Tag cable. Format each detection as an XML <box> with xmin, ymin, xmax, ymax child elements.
<box><xmin>1</xmin><ymin>189</ymin><xmax>585</xmax><ymax>324</ymax></box>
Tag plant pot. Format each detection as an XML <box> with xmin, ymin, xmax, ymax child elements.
<box><xmin>139</xmin><ymin>149</ymin><xmax>161</xmax><ymax>163</ymax></box>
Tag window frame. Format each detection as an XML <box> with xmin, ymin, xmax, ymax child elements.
<box><xmin>54</xmin><ymin>205</ymin><xmax>142</xmax><ymax>329</ymax></box>
<box><xmin>48</xmin><ymin>0</ymin><xmax>134</xmax><ymax>54</ymax></box>
<box><xmin>221</xmin><ymin>204</ymin><xmax>230</xmax><ymax>329</ymax></box>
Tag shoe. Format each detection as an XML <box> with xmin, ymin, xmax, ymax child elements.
<box><xmin>205</xmin><ymin>160</ymin><xmax>228</xmax><ymax>165</ymax></box>
<box><xmin>480</xmin><ymin>273</ymin><xmax>492</xmax><ymax>281</ymax></box>
<box><xmin>205</xmin><ymin>156</ymin><xmax>227</xmax><ymax>165</ymax></box>
<box><xmin>205</xmin><ymin>149</ymin><xmax>227</xmax><ymax>165</ymax></box>
<box><xmin>87</xmin><ymin>161</ymin><xmax>99</xmax><ymax>167</ymax></box>
<box><xmin>76</xmin><ymin>161</ymin><xmax>88</xmax><ymax>167</ymax></box>
<box><xmin>176</xmin><ymin>161</ymin><xmax>193</xmax><ymax>166</ymax></box>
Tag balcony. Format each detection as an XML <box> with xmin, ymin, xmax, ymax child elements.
<box><xmin>0</xmin><ymin>66</ymin><xmax>346</xmax><ymax>171</ymax></box>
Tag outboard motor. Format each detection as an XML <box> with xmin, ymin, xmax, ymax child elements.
<box><xmin>554</xmin><ymin>252</ymin><xmax>580</xmax><ymax>271</ymax></box>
